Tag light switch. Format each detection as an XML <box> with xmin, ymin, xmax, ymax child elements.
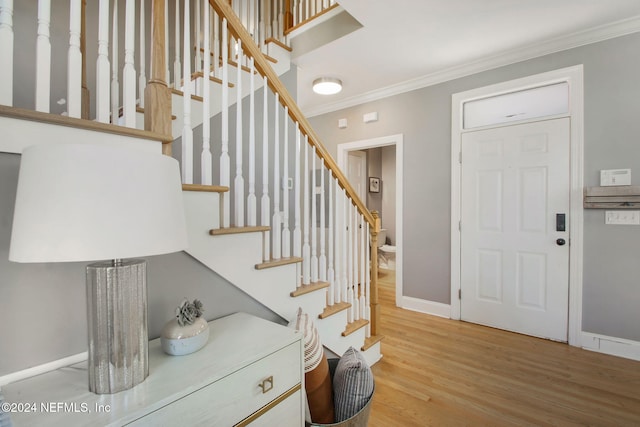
<box><xmin>605</xmin><ymin>210</ymin><xmax>640</xmax><ymax>225</ymax></box>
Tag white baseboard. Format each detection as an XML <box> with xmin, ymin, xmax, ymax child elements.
<box><xmin>581</xmin><ymin>332</ymin><xmax>640</xmax><ymax>362</ymax></box>
<box><xmin>400</xmin><ymin>296</ymin><xmax>451</xmax><ymax>319</ymax></box>
<box><xmin>0</xmin><ymin>352</ymin><xmax>87</xmax><ymax>387</ymax></box>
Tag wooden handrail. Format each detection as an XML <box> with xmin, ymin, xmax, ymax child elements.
<box><xmin>209</xmin><ymin>0</ymin><xmax>376</xmax><ymax>230</ymax></box>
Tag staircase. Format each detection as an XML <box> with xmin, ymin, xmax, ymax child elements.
<box><xmin>0</xmin><ymin>0</ymin><xmax>382</xmax><ymax>366</ymax></box>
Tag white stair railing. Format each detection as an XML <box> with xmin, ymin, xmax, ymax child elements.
<box><xmin>138</xmin><ymin>0</ymin><xmax>147</xmax><ymax>107</ymax></box>
<box><xmin>96</xmin><ymin>0</ymin><xmax>110</xmax><ymax>123</ymax></box>
<box><xmin>235</xmin><ymin>40</ymin><xmax>245</xmax><ymax>226</ymax></box>
<box><xmin>0</xmin><ymin>0</ymin><xmax>13</xmax><ymax>106</ymax></box>
<box><xmin>260</xmin><ymin>75</ymin><xmax>270</xmax><ymax>259</ymax></box>
<box><xmin>67</xmin><ymin>0</ymin><xmax>82</xmax><ymax>118</ymax></box>
<box><xmin>282</xmin><ymin>106</ymin><xmax>291</xmax><ymax>257</ymax></box>
<box><xmin>122</xmin><ymin>0</ymin><xmax>136</xmax><ymax>127</ymax></box>
<box><xmin>247</xmin><ymin>57</ymin><xmax>257</xmax><ymax>226</ymax></box>
<box><xmin>220</xmin><ymin>18</ymin><xmax>231</xmax><ymax>226</ymax></box>
<box><xmin>201</xmin><ymin>0</ymin><xmax>213</xmax><ymax>185</ymax></box>
<box><xmin>173</xmin><ymin>0</ymin><xmax>181</xmax><ymax>88</ymax></box>
<box><xmin>181</xmin><ymin>0</ymin><xmax>193</xmax><ymax>184</ymax></box>
<box><xmin>272</xmin><ymin>92</ymin><xmax>281</xmax><ymax>258</ymax></box>
<box><xmin>110</xmin><ymin>0</ymin><xmax>119</xmax><ymax>123</ymax></box>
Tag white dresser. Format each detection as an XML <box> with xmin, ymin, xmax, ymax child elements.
<box><xmin>2</xmin><ymin>312</ymin><xmax>304</xmax><ymax>426</ymax></box>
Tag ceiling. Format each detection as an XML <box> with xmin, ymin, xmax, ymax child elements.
<box><xmin>293</xmin><ymin>0</ymin><xmax>640</xmax><ymax>117</ymax></box>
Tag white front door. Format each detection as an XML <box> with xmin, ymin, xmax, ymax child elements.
<box><xmin>460</xmin><ymin>118</ymin><xmax>570</xmax><ymax>341</ymax></box>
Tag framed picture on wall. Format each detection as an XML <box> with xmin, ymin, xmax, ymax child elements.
<box><xmin>369</xmin><ymin>177</ymin><xmax>380</xmax><ymax>193</ymax></box>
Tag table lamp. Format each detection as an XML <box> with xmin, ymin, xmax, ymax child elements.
<box><xmin>9</xmin><ymin>143</ymin><xmax>188</xmax><ymax>394</ymax></box>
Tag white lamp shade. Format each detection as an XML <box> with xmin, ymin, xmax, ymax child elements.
<box><xmin>312</xmin><ymin>77</ymin><xmax>342</xmax><ymax>95</ymax></box>
<box><xmin>9</xmin><ymin>143</ymin><xmax>188</xmax><ymax>263</ymax></box>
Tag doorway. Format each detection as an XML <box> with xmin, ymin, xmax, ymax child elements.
<box><xmin>451</xmin><ymin>66</ymin><xmax>584</xmax><ymax>346</ymax></box>
<box><xmin>337</xmin><ymin>134</ymin><xmax>404</xmax><ymax>307</ymax></box>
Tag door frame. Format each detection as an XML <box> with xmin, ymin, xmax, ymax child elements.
<box><xmin>337</xmin><ymin>134</ymin><xmax>404</xmax><ymax>307</ymax></box>
<box><xmin>450</xmin><ymin>65</ymin><xmax>584</xmax><ymax>347</ymax></box>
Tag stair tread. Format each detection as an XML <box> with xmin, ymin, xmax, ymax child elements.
<box><xmin>182</xmin><ymin>184</ymin><xmax>229</xmax><ymax>193</ymax></box>
<box><xmin>265</xmin><ymin>37</ymin><xmax>293</xmax><ymax>52</ymax></box>
<box><xmin>134</xmin><ymin>107</ymin><xmax>177</xmax><ymax>120</ymax></box>
<box><xmin>342</xmin><ymin>319</ymin><xmax>369</xmax><ymax>337</ymax></box>
<box><xmin>191</xmin><ymin>71</ymin><xmax>235</xmax><ymax>88</ymax></box>
<box><xmin>290</xmin><ymin>281</ymin><xmax>330</xmax><ymax>297</ymax></box>
<box><xmin>361</xmin><ymin>334</ymin><xmax>384</xmax><ymax>352</ymax></box>
<box><xmin>170</xmin><ymin>88</ymin><xmax>204</xmax><ymax>102</ymax></box>
<box><xmin>256</xmin><ymin>257</ymin><xmax>302</xmax><ymax>270</ymax></box>
<box><xmin>318</xmin><ymin>302</ymin><xmax>351</xmax><ymax>319</ymax></box>
<box><xmin>209</xmin><ymin>225</ymin><xmax>270</xmax><ymax>236</ymax></box>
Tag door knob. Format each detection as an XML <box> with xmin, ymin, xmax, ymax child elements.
<box><xmin>556</xmin><ymin>238</ymin><xmax>566</xmax><ymax>246</ymax></box>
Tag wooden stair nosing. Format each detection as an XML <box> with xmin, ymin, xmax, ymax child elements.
<box><xmin>290</xmin><ymin>281</ymin><xmax>330</xmax><ymax>297</ymax></box>
<box><xmin>342</xmin><ymin>319</ymin><xmax>369</xmax><ymax>337</ymax></box>
<box><xmin>202</xmin><ymin>48</ymin><xmax>278</xmax><ymax>65</ymax></box>
<box><xmin>134</xmin><ymin>106</ymin><xmax>177</xmax><ymax>120</ymax></box>
<box><xmin>0</xmin><ymin>104</ymin><xmax>173</xmax><ymax>144</ymax></box>
<box><xmin>170</xmin><ymin>88</ymin><xmax>204</xmax><ymax>102</ymax></box>
<box><xmin>182</xmin><ymin>184</ymin><xmax>229</xmax><ymax>193</ymax></box>
<box><xmin>255</xmin><ymin>256</ymin><xmax>302</xmax><ymax>270</ymax></box>
<box><xmin>361</xmin><ymin>335</ymin><xmax>384</xmax><ymax>352</ymax></box>
<box><xmin>209</xmin><ymin>225</ymin><xmax>270</xmax><ymax>236</ymax></box>
<box><xmin>265</xmin><ymin>37</ymin><xmax>293</xmax><ymax>52</ymax></box>
<box><xmin>191</xmin><ymin>71</ymin><xmax>235</xmax><ymax>88</ymax></box>
<box><xmin>318</xmin><ymin>301</ymin><xmax>351</xmax><ymax>319</ymax></box>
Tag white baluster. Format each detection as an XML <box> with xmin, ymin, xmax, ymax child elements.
<box><xmin>122</xmin><ymin>0</ymin><xmax>136</xmax><ymax>127</ymax></box>
<box><xmin>272</xmin><ymin>0</ymin><xmax>278</xmax><ymax>43</ymax></box>
<box><xmin>310</xmin><ymin>147</ymin><xmax>318</xmax><ymax>282</ymax></box>
<box><xmin>302</xmin><ymin>135</ymin><xmax>311</xmax><ymax>285</ymax></box>
<box><xmin>213</xmin><ymin>11</ymin><xmax>219</xmax><ymax>78</ymax></box>
<box><xmin>259</xmin><ymin>0</ymin><xmax>265</xmax><ymax>52</ymax></box>
<box><xmin>173</xmin><ymin>0</ymin><xmax>181</xmax><ymax>88</ymax></box>
<box><xmin>282</xmin><ymin>106</ymin><xmax>291</xmax><ymax>257</ymax></box>
<box><xmin>365</xmin><ymin>221</ymin><xmax>371</xmax><ymax>337</ymax></box>
<box><xmin>110</xmin><ymin>0</ymin><xmax>119</xmax><ymax>123</ymax></box>
<box><xmin>293</xmin><ymin>124</ymin><xmax>302</xmax><ymax>286</ymax></box>
<box><xmin>235</xmin><ymin>40</ymin><xmax>245</xmax><ymax>226</ymax></box>
<box><xmin>182</xmin><ymin>0</ymin><xmax>193</xmax><ymax>183</ymax></box>
<box><xmin>195</xmin><ymin>0</ymin><xmax>202</xmax><ymax>73</ymax></box>
<box><xmin>0</xmin><ymin>0</ymin><xmax>14</xmax><ymax>106</ymax></box>
<box><xmin>67</xmin><ymin>0</ymin><xmax>82</xmax><ymax>118</ymax></box>
<box><xmin>272</xmin><ymin>92</ymin><xmax>281</xmax><ymax>259</ymax></box>
<box><xmin>35</xmin><ymin>0</ymin><xmax>51</xmax><ymax>112</ymax></box>
<box><xmin>319</xmin><ymin>161</ymin><xmax>327</xmax><ymax>282</ymax></box>
<box><xmin>247</xmin><ymin>58</ymin><xmax>257</xmax><ymax>226</ymax></box>
<box><xmin>353</xmin><ymin>211</ymin><xmax>360</xmax><ymax>321</ymax></box>
<box><xmin>341</xmin><ymin>188</ymin><xmax>348</xmax><ymax>310</ymax></box>
<box><xmin>360</xmin><ymin>214</ymin><xmax>367</xmax><ymax>322</ymax></box>
<box><xmin>278</xmin><ymin>0</ymin><xmax>284</xmax><ymax>42</ymax></box>
<box><xmin>165</xmin><ymin>0</ymin><xmax>169</xmax><ymax>85</ymax></box>
<box><xmin>201</xmin><ymin>1</ymin><xmax>212</xmax><ymax>185</ymax></box>
<box><xmin>220</xmin><ymin>18</ymin><xmax>230</xmax><ymax>226</ymax></box>
<box><xmin>327</xmin><ymin>173</ymin><xmax>335</xmax><ymax>305</ymax></box>
<box><xmin>347</xmin><ymin>200</ymin><xmax>354</xmax><ymax>323</ymax></box>
<box><xmin>334</xmin><ymin>179</ymin><xmax>342</xmax><ymax>304</ymax></box>
<box><xmin>138</xmin><ymin>0</ymin><xmax>146</xmax><ymax>107</ymax></box>
<box><xmin>260</xmin><ymin>75</ymin><xmax>270</xmax><ymax>259</ymax></box>
<box><xmin>96</xmin><ymin>0</ymin><xmax>110</xmax><ymax>123</ymax></box>
<box><xmin>310</xmin><ymin>0</ymin><xmax>315</xmax><ymax>17</ymax></box>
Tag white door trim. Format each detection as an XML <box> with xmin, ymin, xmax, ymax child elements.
<box><xmin>451</xmin><ymin>65</ymin><xmax>584</xmax><ymax>347</ymax></box>
<box><xmin>337</xmin><ymin>134</ymin><xmax>404</xmax><ymax>307</ymax></box>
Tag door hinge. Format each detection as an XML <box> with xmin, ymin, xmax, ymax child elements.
<box><xmin>458</xmin><ymin>289</ymin><xmax>462</xmax><ymax>299</ymax></box>
<box><xmin>459</xmin><ymin>151</ymin><xmax>462</xmax><ymax>164</ymax></box>
<box><xmin>458</xmin><ymin>220</ymin><xmax>461</xmax><ymax>232</ymax></box>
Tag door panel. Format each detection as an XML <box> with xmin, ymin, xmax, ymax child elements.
<box><xmin>461</xmin><ymin>118</ymin><xmax>570</xmax><ymax>342</ymax></box>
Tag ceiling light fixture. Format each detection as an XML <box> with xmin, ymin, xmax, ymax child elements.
<box><xmin>313</xmin><ymin>77</ymin><xmax>342</xmax><ymax>95</ymax></box>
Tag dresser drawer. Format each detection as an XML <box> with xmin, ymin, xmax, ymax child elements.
<box><xmin>130</xmin><ymin>341</ymin><xmax>302</xmax><ymax>426</ymax></box>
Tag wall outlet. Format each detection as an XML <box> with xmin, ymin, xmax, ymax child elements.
<box><xmin>600</xmin><ymin>169</ymin><xmax>631</xmax><ymax>186</ymax></box>
<box><xmin>605</xmin><ymin>210</ymin><xmax>640</xmax><ymax>225</ymax></box>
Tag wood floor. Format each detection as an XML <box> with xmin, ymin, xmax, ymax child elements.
<box><xmin>368</xmin><ymin>269</ymin><xmax>640</xmax><ymax>426</ymax></box>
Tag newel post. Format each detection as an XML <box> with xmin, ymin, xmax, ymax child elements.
<box><xmin>145</xmin><ymin>0</ymin><xmax>172</xmax><ymax>156</ymax></box>
<box><xmin>370</xmin><ymin>210</ymin><xmax>381</xmax><ymax>336</ymax></box>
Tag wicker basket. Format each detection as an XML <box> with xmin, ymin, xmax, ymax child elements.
<box><xmin>306</xmin><ymin>358</ymin><xmax>374</xmax><ymax>427</ymax></box>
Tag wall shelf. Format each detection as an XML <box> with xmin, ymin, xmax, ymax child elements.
<box><xmin>583</xmin><ymin>186</ymin><xmax>640</xmax><ymax>209</ymax></box>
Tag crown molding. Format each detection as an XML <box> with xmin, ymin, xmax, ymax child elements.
<box><xmin>304</xmin><ymin>15</ymin><xmax>640</xmax><ymax>118</ymax></box>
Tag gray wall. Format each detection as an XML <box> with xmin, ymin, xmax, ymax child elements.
<box><xmin>0</xmin><ymin>152</ymin><xmax>282</xmax><ymax>377</ymax></box>
<box><xmin>309</xmin><ymin>32</ymin><xmax>640</xmax><ymax>342</ymax></box>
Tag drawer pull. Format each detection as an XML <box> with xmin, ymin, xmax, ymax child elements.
<box><xmin>258</xmin><ymin>376</ymin><xmax>274</xmax><ymax>394</ymax></box>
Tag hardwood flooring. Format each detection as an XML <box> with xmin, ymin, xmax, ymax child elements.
<box><xmin>368</xmin><ymin>269</ymin><xmax>640</xmax><ymax>426</ymax></box>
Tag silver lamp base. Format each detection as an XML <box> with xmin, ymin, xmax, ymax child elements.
<box><xmin>86</xmin><ymin>259</ymin><xmax>149</xmax><ymax>394</ymax></box>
